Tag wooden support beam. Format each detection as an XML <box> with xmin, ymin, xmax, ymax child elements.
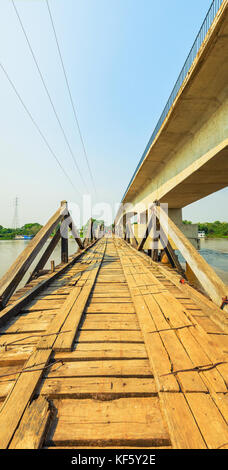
<box><xmin>61</xmin><ymin>231</ymin><xmax>68</xmax><ymax>263</ymax></box>
<box><xmin>159</xmin><ymin>224</ymin><xmax>185</xmax><ymax>276</ymax></box>
<box><xmin>155</xmin><ymin>205</ymin><xmax>228</xmax><ymax>310</ymax></box>
<box><xmin>126</xmin><ymin>221</ymin><xmax>138</xmax><ymax>249</ymax></box>
<box><xmin>137</xmin><ymin>213</ymin><xmax>153</xmax><ymax>251</ymax></box>
<box><xmin>69</xmin><ymin>219</ymin><xmax>83</xmax><ymax>250</ymax></box>
<box><xmin>0</xmin><ymin>349</ymin><xmax>51</xmax><ymax>448</ymax></box>
<box><xmin>83</xmin><ymin>218</ymin><xmax>93</xmax><ymax>248</ymax></box>
<box><xmin>96</xmin><ymin>223</ymin><xmax>104</xmax><ymax>240</ymax></box>
<box><xmin>0</xmin><ymin>202</ymin><xmax>66</xmax><ymax>308</ymax></box>
<box><xmin>9</xmin><ymin>396</ymin><xmax>54</xmax><ymax>449</ymax></box>
<box><xmin>61</xmin><ymin>202</ymin><xmax>69</xmax><ymax>264</ymax></box>
<box><xmin>27</xmin><ymin>228</ymin><xmax>61</xmax><ymax>284</ymax></box>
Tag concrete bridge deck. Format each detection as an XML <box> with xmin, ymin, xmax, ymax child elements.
<box><xmin>0</xmin><ymin>237</ymin><xmax>227</xmax><ymax>449</ymax></box>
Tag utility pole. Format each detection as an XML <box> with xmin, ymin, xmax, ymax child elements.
<box><xmin>12</xmin><ymin>196</ymin><xmax>20</xmax><ymax>230</ymax></box>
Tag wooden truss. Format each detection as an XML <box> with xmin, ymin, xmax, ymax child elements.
<box><xmin>118</xmin><ymin>204</ymin><xmax>228</xmax><ymax>312</ymax></box>
<box><xmin>0</xmin><ymin>201</ymin><xmax>102</xmax><ymax>309</ymax></box>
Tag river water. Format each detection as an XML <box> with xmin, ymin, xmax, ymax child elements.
<box><xmin>0</xmin><ymin>238</ymin><xmax>227</xmax><ymax>288</ymax></box>
<box><xmin>0</xmin><ymin>239</ymin><xmax>79</xmax><ymax>288</ymax></box>
<box><xmin>177</xmin><ymin>238</ymin><xmax>228</xmax><ymax>284</ymax></box>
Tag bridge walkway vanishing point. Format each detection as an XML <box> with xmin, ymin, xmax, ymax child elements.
<box><xmin>0</xmin><ymin>236</ymin><xmax>227</xmax><ymax>449</ymax></box>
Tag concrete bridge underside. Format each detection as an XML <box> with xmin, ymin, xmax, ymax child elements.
<box><xmin>117</xmin><ymin>2</ymin><xmax>228</xmax><ymax>228</ymax></box>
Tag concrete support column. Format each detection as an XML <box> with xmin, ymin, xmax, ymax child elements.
<box><xmin>168</xmin><ymin>208</ymin><xmax>199</xmax><ymax>249</ymax></box>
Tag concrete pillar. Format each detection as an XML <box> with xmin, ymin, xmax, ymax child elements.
<box><xmin>168</xmin><ymin>208</ymin><xmax>199</xmax><ymax>249</ymax></box>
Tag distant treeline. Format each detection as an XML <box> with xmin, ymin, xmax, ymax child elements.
<box><xmin>183</xmin><ymin>220</ymin><xmax>228</xmax><ymax>238</ymax></box>
<box><xmin>1</xmin><ymin>219</ymin><xmax>227</xmax><ymax>240</ymax></box>
<box><xmin>0</xmin><ymin>223</ymin><xmax>43</xmax><ymax>240</ymax></box>
<box><xmin>0</xmin><ymin>219</ymin><xmax>105</xmax><ymax>240</ymax></box>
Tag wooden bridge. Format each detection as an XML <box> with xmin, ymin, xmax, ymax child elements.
<box><xmin>0</xmin><ymin>1</ymin><xmax>228</xmax><ymax>450</ymax></box>
<box><xmin>0</xmin><ymin>201</ymin><xmax>227</xmax><ymax>449</ymax></box>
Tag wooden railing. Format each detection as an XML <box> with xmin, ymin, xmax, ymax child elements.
<box><xmin>0</xmin><ymin>201</ymin><xmax>103</xmax><ymax>309</ymax></box>
<box><xmin>117</xmin><ymin>204</ymin><xmax>228</xmax><ymax>312</ymax></box>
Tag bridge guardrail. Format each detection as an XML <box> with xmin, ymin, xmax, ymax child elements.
<box><xmin>122</xmin><ymin>0</ymin><xmax>224</xmax><ymax>200</ymax></box>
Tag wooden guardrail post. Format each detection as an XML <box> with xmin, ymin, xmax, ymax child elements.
<box><xmin>137</xmin><ymin>210</ymin><xmax>153</xmax><ymax>252</ymax></box>
<box><xmin>155</xmin><ymin>205</ymin><xmax>228</xmax><ymax>310</ymax></box>
<box><xmin>126</xmin><ymin>221</ymin><xmax>138</xmax><ymax>249</ymax></box>
<box><xmin>50</xmin><ymin>260</ymin><xmax>55</xmax><ymax>272</ymax></box>
<box><xmin>27</xmin><ymin>228</ymin><xmax>61</xmax><ymax>284</ymax></box>
<box><xmin>0</xmin><ymin>202</ymin><xmax>65</xmax><ymax>308</ymax></box>
<box><xmin>60</xmin><ymin>200</ymin><xmax>68</xmax><ymax>264</ymax></box>
<box><xmin>83</xmin><ymin>218</ymin><xmax>93</xmax><ymax>248</ymax></box>
<box><xmin>69</xmin><ymin>219</ymin><xmax>83</xmax><ymax>250</ymax></box>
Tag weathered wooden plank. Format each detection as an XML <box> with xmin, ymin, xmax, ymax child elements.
<box><xmin>185</xmin><ymin>393</ymin><xmax>228</xmax><ymax>449</ymax></box>
<box><xmin>81</xmin><ymin>314</ymin><xmax>139</xmax><ymax>331</ymax></box>
<box><xmin>55</xmin><ymin>342</ymin><xmax>148</xmax><ymax>360</ymax></box>
<box><xmin>21</xmin><ymin>299</ymin><xmax>64</xmax><ymax>312</ymax></box>
<box><xmin>53</xmin><ymin>241</ymin><xmax>106</xmax><ymax>351</ymax></box>
<box><xmin>9</xmin><ymin>396</ymin><xmax>53</xmax><ymax>449</ymax></box>
<box><xmin>136</xmin><ymin>260</ymin><xmax>228</xmax><ymax>391</ymax></box>
<box><xmin>35</xmin><ymin>245</ymin><xmax>101</xmax><ymax>350</ymax></box>
<box><xmin>82</xmin><ymin>320</ymin><xmax>139</xmax><ymax>331</ymax></box>
<box><xmin>115</xmin><ymin>243</ymin><xmax>179</xmax><ymax>392</ymax></box>
<box><xmin>90</xmin><ymin>296</ymin><xmax>132</xmax><ymax>302</ymax></box>
<box><xmin>40</xmin><ymin>376</ymin><xmax>156</xmax><ymax>398</ymax></box>
<box><xmin>0</xmin><ymin>321</ymin><xmax>50</xmax><ymax>334</ymax></box>
<box><xmin>99</xmin><ymin>268</ymin><xmax>123</xmax><ymax>273</ymax></box>
<box><xmin>194</xmin><ymin>316</ymin><xmax>225</xmax><ymax>334</ymax></box>
<box><xmin>48</xmin><ymin>397</ymin><xmax>170</xmax><ymax>447</ymax></box>
<box><xmin>0</xmin><ymin>381</ymin><xmax>14</xmax><ymax>400</ymax></box>
<box><xmin>46</xmin><ymin>446</ymin><xmax>171</xmax><ymax>449</ymax></box>
<box><xmin>211</xmin><ymin>393</ymin><xmax>228</xmax><ymax>424</ymax></box>
<box><xmin>0</xmin><ymin>333</ymin><xmax>39</xmax><ymax>348</ymax></box>
<box><xmin>159</xmin><ymin>330</ymin><xmax>208</xmax><ymax>392</ymax></box>
<box><xmin>45</xmin><ymin>359</ymin><xmax>152</xmax><ymax>378</ymax></box>
<box><xmin>0</xmin><ymin>365</ymin><xmax>21</xmax><ymax>382</ymax></box>
<box><xmin>160</xmin><ymin>393</ymin><xmax>206</xmax><ymax>449</ymax></box>
<box><xmin>0</xmin><ymin>349</ymin><xmax>51</xmax><ymax>448</ymax></box>
<box><xmin>96</xmin><ymin>276</ymin><xmax>126</xmax><ymax>283</ymax></box>
<box><xmin>0</xmin><ymin>348</ymin><xmax>31</xmax><ymax>366</ymax></box>
<box><xmin>36</xmin><ymin>285</ymin><xmax>82</xmax><ymax>350</ymax></box>
<box><xmin>76</xmin><ymin>330</ymin><xmax>143</xmax><ymax>343</ymax></box>
<box><xmin>85</xmin><ymin>303</ymin><xmax>135</xmax><ymax>314</ymax></box>
<box><xmin>126</xmin><ymin>254</ymin><xmax>217</xmax><ymax>392</ymax></box>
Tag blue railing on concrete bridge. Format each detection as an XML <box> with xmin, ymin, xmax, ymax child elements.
<box><xmin>122</xmin><ymin>0</ymin><xmax>224</xmax><ymax>201</ymax></box>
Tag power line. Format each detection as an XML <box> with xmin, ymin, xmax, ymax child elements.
<box><xmin>46</xmin><ymin>0</ymin><xmax>97</xmax><ymax>195</ymax></box>
<box><xmin>0</xmin><ymin>61</ymin><xmax>80</xmax><ymax>196</ymax></box>
<box><xmin>11</xmin><ymin>0</ymin><xmax>88</xmax><ymax>192</ymax></box>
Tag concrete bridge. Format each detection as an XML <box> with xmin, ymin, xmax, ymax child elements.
<box><xmin>116</xmin><ymin>0</ymin><xmax>228</xmax><ymax>244</ymax></box>
<box><xmin>114</xmin><ymin>0</ymin><xmax>228</xmax><ymax>311</ymax></box>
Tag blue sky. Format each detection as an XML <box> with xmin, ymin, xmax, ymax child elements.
<box><xmin>0</xmin><ymin>0</ymin><xmax>227</xmax><ymax>226</ymax></box>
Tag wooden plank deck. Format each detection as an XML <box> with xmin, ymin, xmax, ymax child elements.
<box><xmin>0</xmin><ymin>236</ymin><xmax>227</xmax><ymax>449</ymax></box>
